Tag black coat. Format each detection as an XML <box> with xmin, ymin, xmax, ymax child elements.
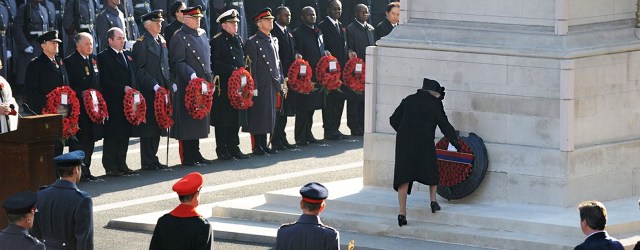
<box><xmin>132</xmin><ymin>31</ymin><xmax>171</xmax><ymax>137</ymax></box>
<box><xmin>271</xmin><ymin>23</ymin><xmax>296</xmax><ymax>116</ymax></box>
<box><xmin>32</xmin><ymin>179</ymin><xmax>93</xmax><ymax>249</ymax></box>
<box><xmin>275</xmin><ymin>214</ymin><xmax>339</xmax><ymax>250</ymax></box>
<box><xmin>389</xmin><ymin>90</ymin><xmax>459</xmax><ymax>191</ymax></box>
<box><xmin>345</xmin><ymin>19</ymin><xmax>374</xmax><ymax>61</ymax></box>
<box><xmin>318</xmin><ymin>16</ymin><xmax>347</xmax><ymax>66</ymax></box>
<box><xmin>210</xmin><ymin>30</ymin><xmax>244</xmax><ymax>127</ymax></box>
<box><xmin>149</xmin><ymin>205</ymin><xmax>212</xmax><ymax>250</ymax></box>
<box><xmin>292</xmin><ymin>24</ymin><xmax>324</xmax><ymax>111</ymax></box>
<box><xmin>97</xmin><ymin>48</ymin><xmax>137</xmax><ymax>138</ymax></box>
<box><xmin>375</xmin><ymin>18</ymin><xmax>394</xmax><ymax>41</ymax></box>
<box><xmin>25</xmin><ymin>53</ymin><xmax>69</xmax><ymax>114</ymax></box>
<box><xmin>164</xmin><ymin>20</ymin><xmax>181</xmax><ymax>50</ymax></box>
<box><xmin>64</xmin><ymin>51</ymin><xmax>103</xmax><ymax>140</ymax></box>
<box><xmin>575</xmin><ymin>231</ymin><xmax>624</xmax><ymax>250</ymax></box>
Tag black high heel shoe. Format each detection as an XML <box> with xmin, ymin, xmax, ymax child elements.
<box><xmin>397</xmin><ymin>214</ymin><xmax>407</xmax><ymax>227</ymax></box>
<box><xmin>430</xmin><ymin>201</ymin><xmax>441</xmax><ymax>213</ymax></box>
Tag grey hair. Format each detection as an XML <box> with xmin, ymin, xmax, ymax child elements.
<box><xmin>74</xmin><ymin>32</ymin><xmax>93</xmax><ymax>45</ymax></box>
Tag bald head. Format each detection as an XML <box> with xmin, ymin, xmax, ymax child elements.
<box><xmin>301</xmin><ymin>6</ymin><xmax>316</xmax><ymax>26</ymax></box>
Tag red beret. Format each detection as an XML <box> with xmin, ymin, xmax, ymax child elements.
<box><xmin>172</xmin><ymin>172</ymin><xmax>203</xmax><ymax>195</ymax></box>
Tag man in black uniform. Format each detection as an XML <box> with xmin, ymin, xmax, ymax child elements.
<box><xmin>292</xmin><ymin>6</ymin><xmax>324</xmax><ymax>146</ymax></box>
<box><xmin>149</xmin><ymin>172</ymin><xmax>213</xmax><ymax>249</ymax></box>
<box><xmin>210</xmin><ymin>8</ymin><xmax>249</xmax><ymax>160</ymax></box>
<box><xmin>270</xmin><ymin>5</ymin><xmax>296</xmax><ymax>150</ymax></box>
<box><xmin>132</xmin><ymin>9</ymin><xmax>171</xmax><ymax>170</ymax></box>
<box><xmin>318</xmin><ymin>0</ymin><xmax>348</xmax><ymax>141</ymax></box>
<box><xmin>32</xmin><ymin>150</ymin><xmax>94</xmax><ymax>249</ymax></box>
<box><xmin>97</xmin><ymin>27</ymin><xmax>138</xmax><ymax>176</ymax></box>
<box><xmin>374</xmin><ymin>1</ymin><xmax>398</xmax><ymax>41</ymax></box>
<box><xmin>275</xmin><ymin>182</ymin><xmax>339</xmax><ymax>249</ymax></box>
<box><xmin>62</xmin><ymin>0</ymin><xmax>99</xmax><ymax>55</ymax></box>
<box><xmin>0</xmin><ymin>192</ymin><xmax>45</xmax><ymax>249</ymax></box>
<box><xmin>64</xmin><ymin>32</ymin><xmax>100</xmax><ymax>182</ymax></box>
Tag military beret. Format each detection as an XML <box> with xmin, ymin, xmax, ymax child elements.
<box><xmin>216</xmin><ymin>9</ymin><xmax>239</xmax><ymax>23</ymax></box>
<box><xmin>300</xmin><ymin>182</ymin><xmax>328</xmax><ymax>204</ymax></box>
<box><xmin>2</xmin><ymin>192</ymin><xmax>37</xmax><ymax>215</ymax></box>
<box><xmin>36</xmin><ymin>30</ymin><xmax>62</xmax><ymax>44</ymax></box>
<box><xmin>54</xmin><ymin>150</ymin><xmax>85</xmax><ymax>168</ymax></box>
<box><xmin>172</xmin><ymin>172</ymin><xmax>203</xmax><ymax>195</ymax></box>
<box><xmin>181</xmin><ymin>5</ymin><xmax>203</xmax><ymax>18</ymax></box>
<box><xmin>253</xmin><ymin>8</ymin><xmax>275</xmax><ymax>23</ymax></box>
<box><xmin>142</xmin><ymin>9</ymin><xmax>164</xmax><ymax>22</ymax></box>
<box><xmin>169</xmin><ymin>1</ymin><xmax>185</xmax><ymax>17</ymax></box>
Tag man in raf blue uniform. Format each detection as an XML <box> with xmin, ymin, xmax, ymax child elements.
<box><xmin>62</xmin><ymin>0</ymin><xmax>99</xmax><ymax>55</ymax></box>
<box><xmin>32</xmin><ymin>150</ymin><xmax>94</xmax><ymax>249</ymax></box>
<box><xmin>149</xmin><ymin>172</ymin><xmax>213</xmax><ymax>249</ymax></box>
<box><xmin>132</xmin><ymin>9</ymin><xmax>171</xmax><ymax>170</ymax></box>
<box><xmin>276</xmin><ymin>182</ymin><xmax>340</xmax><ymax>250</ymax></box>
<box><xmin>0</xmin><ymin>192</ymin><xmax>45</xmax><ymax>249</ymax></box>
<box><xmin>210</xmin><ymin>8</ymin><xmax>249</xmax><ymax>160</ymax></box>
<box><xmin>95</xmin><ymin>0</ymin><xmax>139</xmax><ymax>52</ymax></box>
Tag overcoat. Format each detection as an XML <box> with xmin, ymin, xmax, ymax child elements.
<box><xmin>374</xmin><ymin>17</ymin><xmax>393</xmax><ymax>41</ymax></box>
<box><xmin>0</xmin><ymin>224</ymin><xmax>45</xmax><ymax>249</ymax></box>
<box><xmin>12</xmin><ymin>1</ymin><xmax>56</xmax><ymax>85</ymax></box>
<box><xmin>275</xmin><ymin>214</ymin><xmax>339</xmax><ymax>250</ymax></box>
<box><xmin>270</xmin><ymin>22</ymin><xmax>296</xmax><ymax>116</ymax></box>
<box><xmin>25</xmin><ymin>53</ymin><xmax>69</xmax><ymax>114</ymax></box>
<box><xmin>389</xmin><ymin>90</ymin><xmax>458</xmax><ymax>191</ymax></box>
<box><xmin>169</xmin><ymin>24</ymin><xmax>212</xmax><ymax>140</ymax></box>
<box><xmin>97</xmin><ymin>48</ymin><xmax>136</xmax><ymax>138</ymax></box>
<box><xmin>209</xmin><ymin>30</ymin><xmax>244</xmax><ymax>128</ymax></box>
<box><xmin>292</xmin><ymin>24</ymin><xmax>324</xmax><ymax>111</ymax></box>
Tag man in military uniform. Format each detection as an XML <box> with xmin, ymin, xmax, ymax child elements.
<box><xmin>132</xmin><ymin>0</ymin><xmax>150</xmax><ymax>34</ymax></box>
<box><xmin>244</xmin><ymin>8</ymin><xmax>282</xmax><ymax>155</ymax></box>
<box><xmin>132</xmin><ymin>9</ymin><xmax>171</xmax><ymax>170</ymax></box>
<box><xmin>163</xmin><ymin>0</ymin><xmax>184</xmax><ymax>48</ymax></box>
<box><xmin>275</xmin><ymin>182</ymin><xmax>340</xmax><ymax>249</ymax></box>
<box><xmin>62</xmin><ymin>0</ymin><xmax>99</xmax><ymax>55</ymax></box>
<box><xmin>210</xmin><ymin>9</ymin><xmax>249</xmax><ymax>160</ymax></box>
<box><xmin>270</xmin><ymin>5</ymin><xmax>297</xmax><ymax>150</ymax></box>
<box><xmin>187</xmin><ymin>0</ymin><xmax>209</xmax><ymax>35</ymax></box>
<box><xmin>149</xmin><ymin>172</ymin><xmax>213</xmax><ymax>249</ymax></box>
<box><xmin>49</xmin><ymin>0</ymin><xmax>65</xmax><ymax>56</ymax></box>
<box><xmin>0</xmin><ymin>0</ymin><xmax>12</xmax><ymax>79</ymax></box>
<box><xmin>0</xmin><ymin>192</ymin><xmax>45</xmax><ymax>249</ymax></box>
<box><xmin>318</xmin><ymin>0</ymin><xmax>348</xmax><ymax>141</ymax></box>
<box><xmin>374</xmin><ymin>1</ymin><xmax>398</xmax><ymax>41</ymax></box>
<box><xmin>64</xmin><ymin>32</ymin><xmax>101</xmax><ymax>182</ymax></box>
<box><xmin>97</xmin><ymin>27</ymin><xmax>138</xmax><ymax>176</ymax></box>
<box><xmin>292</xmin><ymin>6</ymin><xmax>324</xmax><ymax>146</ymax></box>
<box><xmin>12</xmin><ymin>0</ymin><xmax>55</xmax><ymax>89</ymax></box>
<box><xmin>95</xmin><ymin>0</ymin><xmax>139</xmax><ymax>52</ymax></box>
<box><xmin>32</xmin><ymin>150</ymin><xmax>94</xmax><ymax>249</ymax></box>
<box><xmin>169</xmin><ymin>5</ymin><xmax>214</xmax><ymax>165</ymax></box>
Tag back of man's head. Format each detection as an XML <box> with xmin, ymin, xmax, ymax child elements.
<box><xmin>578</xmin><ymin>200</ymin><xmax>607</xmax><ymax>231</ymax></box>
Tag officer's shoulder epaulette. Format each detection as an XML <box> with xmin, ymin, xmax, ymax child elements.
<box><xmin>24</xmin><ymin>234</ymin><xmax>43</xmax><ymax>246</ymax></box>
<box><xmin>38</xmin><ymin>185</ymin><xmax>50</xmax><ymax>190</ymax></box>
<box><xmin>213</xmin><ymin>32</ymin><xmax>222</xmax><ymax>39</ymax></box>
<box><xmin>137</xmin><ymin>35</ymin><xmax>145</xmax><ymax>42</ymax></box>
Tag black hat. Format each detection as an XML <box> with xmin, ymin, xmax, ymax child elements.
<box><xmin>253</xmin><ymin>8</ymin><xmax>275</xmax><ymax>23</ymax></box>
<box><xmin>142</xmin><ymin>9</ymin><xmax>164</xmax><ymax>22</ymax></box>
<box><xmin>181</xmin><ymin>5</ymin><xmax>203</xmax><ymax>17</ymax></box>
<box><xmin>422</xmin><ymin>78</ymin><xmax>445</xmax><ymax>99</ymax></box>
<box><xmin>35</xmin><ymin>30</ymin><xmax>62</xmax><ymax>44</ymax></box>
<box><xmin>216</xmin><ymin>9</ymin><xmax>239</xmax><ymax>23</ymax></box>
<box><xmin>54</xmin><ymin>150</ymin><xmax>85</xmax><ymax>168</ymax></box>
<box><xmin>299</xmin><ymin>182</ymin><xmax>328</xmax><ymax>204</ymax></box>
<box><xmin>2</xmin><ymin>192</ymin><xmax>37</xmax><ymax>215</ymax></box>
<box><xmin>169</xmin><ymin>1</ymin><xmax>185</xmax><ymax>17</ymax></box>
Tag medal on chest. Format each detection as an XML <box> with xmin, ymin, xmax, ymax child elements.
<box><xmin>85</xmin><ymin>66</ymin><xmax>90</xmax><ymax>75</ymax></box>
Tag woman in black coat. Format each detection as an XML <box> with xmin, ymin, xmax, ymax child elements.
<box><xmin>389</xmin><ymin>78</ymin><xmax>461</xmax><ymax>227</ymax></box>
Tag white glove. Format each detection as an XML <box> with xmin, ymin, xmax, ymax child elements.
<box><xmin>172</xmin><ymin>83</ymin><xmax>177</xmax><ymax>92</ymax></box>
<box><xmin>125</xmin><ymin>40</ymin><xmax>135</xmax><ymax>50</ymax></box>
<box><xmin>190</xmin><ymin>73</ymin><xmax>197</xmax><ymax>80</ymax></box>
<box><xmin>24</xmin><ymin>46</ymin><xmax>33</xmax><ymax>53</ymax></box>
<box><xmin>6</xmin><ymin>50</ymin><xmax>11</xmax><ymax>59</ymax></box>
<box><xmin>252</xmin><ymin>89</ymin><xmax>258</xmax><ymax>97</ymax></box>
<box><xmin>153</xmin><ymin>84</ymin><xmax>160</xmax><ymax>92</ymax></box>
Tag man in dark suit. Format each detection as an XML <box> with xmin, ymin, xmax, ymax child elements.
<box><xmin>0</xmin><ymin>192</ymin><xmax>45</xmax><ymax>249</ymax></box>
<box><xmin>275</xmin><ymin>182</ymin><xmax>339</xmax><ymax>249</ymax></box>
<box><xmin>169</xmin><ymin>6</ymin><xmax>214</xmax><ymax>166</ymax></box>
<box><xmin>149</xmin><ymin>172</ymin><xmax>212</xmax><ymax>249</ymax></box>
<box><xmin>32</xmin><ymin>151</ymin><xmax>94</xmax><ymax>249</ymax></box>
<box><xmin>132</xmin><ymin>10</ymin><xmax>172</xmax><ymax>170</ymax></box>
<box><xmin>97</xmin><ymin>27</ymin><xmax>138</xmax><ymax>176</ymax></box>
<box><xmin>270</xmin><ymin>5</ymin><xmax>297</xmax><ymax>150</ymax></box>
<box><xmin>575</xmin><ymin>200</ymin><xmax>624</xmax><ymax>250</ymax></box>
<box><xmin>210</xmin><ymin>9</ymin><xmax>249</xmax><ymax>160</ymax></box>
<box><xmin>64</xmin><ymin>32</ymin><xmax>100</xmax><ymax>182</ymax></box>
<box><xmin>318</xmin><ymin>0</ymin><xmax>347</xmax><ymax>141</ymax></box>
<box><xmin>292</xmin><ymin>6</ymin><xmax>324</xmax><ymax>146</ymax></box>
<box><xmin>374</xmin><ymin>1</ymin><xmax>398</xmax><ymax>41</ymax></box>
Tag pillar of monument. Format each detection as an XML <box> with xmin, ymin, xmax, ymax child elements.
<box><xmin>364</xmin><ymin>0</ymin><xmax>640</xmax><ymax>207</ymax></box>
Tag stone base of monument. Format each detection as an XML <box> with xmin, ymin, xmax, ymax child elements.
<box><xmin>108</xmin><ymin>178</ymin><xmax>640</xmax><ymax>249</ymax></box>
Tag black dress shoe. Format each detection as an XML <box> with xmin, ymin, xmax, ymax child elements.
<box><xmin>309</xmin><ymin>137</ymin><xmax>324</xmax><ymax>143</ymax></box>
<box><xmin>196</xmin><ymin>158</ymin><xmax>215</xmax><ymax>164</ymax></box>
<box><xmin>232</xmin><ymin>151</ymin><xmax>250</xmax><ymax>159</ymax></box>
<box><xmin>86</xmin><ymin>174</ymin><xmax>98</xmax><ymax>181</ymax></box>
<box><xmin>182</xmin><ymin>161</ymin><xmax>197</xmax><ymax>166</ymax></box>
<box><xmin>337</xmin><ymin>131</ymin><xmax>350</xmax><ymax>139</ymax></box>
<box><xmin>218</xmin><ymin>152</ymin><xmax>234</xmax><ymax>160</ymax></box>
<box><xmin>141</xmin><ymin>164</ymin><xmax>159</xmax><ymax>170</ymax></box>
<box><xmin>296</xmin><ymin>141</ymin><xmax>309</xmax><ymax>146</ymax></box>
<box><xmin>252</xmin><ymin>147</ymin><xmax>266</xmax><ymax>156</ymax></box>
<box><xmin>263</xmin><ymin>146</ymin><xmax>278</xmax><ymax>154</ymax></box>
<box><xmin>121</xmin><ymin>168</ymin><xmax>139</xmax><ymax>175</ymax></box>
<box><xmin>272</xmin><ymin>143</ymin><xmax>287</xmax><ymax>150</ymax></box>
<box><xmin>351</xmin><ymin>129</ymin><xmax>364</xmax><ymax>136</ymax></box>
<box><xmin>324</xmin><ymin>133</ymin><xmax>341</xmax><ymax>141</ymax></box>
<box><xmin>106</xmin><ymin>171</ymin><xmax>123</xmax><ymax>177</ymax></box>
<box><xmin>154</xmin><ymin>162</ymin><xmax>169</xmax><ymax>169</ymax></box>
<box><xmin>283</xmin><ymin>141</ymin><xmax>297</xmax><ymax>149</ymax></box>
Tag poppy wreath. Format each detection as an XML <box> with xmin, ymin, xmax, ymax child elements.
<box><xmin>82</xmin><ymin>89</ymin><xmax>109</xmax><ymax>123</ymax></box>
<box><xmin>42</xmin><ymin>86</ymin><xmax>80</xmax><ymax>139</ymax></box>
<box><xmin>286</xmin><ymin>58</ymin><xmax>314</xmax><ymax>94</ymax></box>
<box><xmin>227</xmin><ymin>67</ymin><xmax>255</xmax><ymax>110</ymax></box>
<box><xmin>435</xmin><ymin>137</ymin><xmax>473</xmax><ymax>187</ymax></box>
<box><xmin>123</xmin><ymin>88</ymin><xmax>147</xmax><ymax>125</ymax></box>
<box><xmin>154</xmin><ymin>87</ymin><xmax>174</xmax><ymax>129</ymax></box>
<box><xmin>343</xmin><ymin>57</ymin><xmax>366</xmax><ymax>93</ymax></box>
<box><xmin>315</xmin><ymin>55</ymin><xmax>342</xmax><ymax>91</ymax></box>
<box><xmin>185</xmin><ymin>77</ymin><xmax>214</xmax><ymax>120</ymax></box>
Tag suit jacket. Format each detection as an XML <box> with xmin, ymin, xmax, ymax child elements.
<box><xmin>275</xmin><ymin>214</ymin><xmax>339</xmax><ymax>250</ymax></box>
<box><xmin>575</xmin><ymin>231</ymin><xmax>624</xmax><ymax>250</ymax></box>
<box><xmin>25</xmin><ymin>53</ymin><xmax>69</xmax><ymax>113</ymax></box>
<box><xmin>97</xmin><ymin>47</ymin><xmax>136</xmax><ymax>137</ymax></box>
<box><xmin>0</xmin><ymin>224</ymin><xmax>45</xmax><ymax>250</ymax></box>
<box><xmin>64</xmin><ymin>50</ymin><xmax>102</xmax><ymax>140</ymax></box>
<box><xmin>346</xmin><ymin>19</ymin><xmax>374</xmax><ymax>62</ymax></box>
<box><xmin>318</xmin><ymin>16</ymin><xmax>347</xmax><ymax>66</ymax></box>
<box><xmin>132</xmin><ymin>30</ymin><xmax>171</xmax><ymax>137</ymax></box>
<box><xmin>292</xmin><ymin>24</ymin><xmax>324</xmax><ymax>111</ymax></box>
<box><xmin>375</xmin><ymin>17</ymin><xmax>394</xmax><ymax>41</ymax></box>
<box><xmin>32</xmin><ymin>179</ymin><xmax>94</xmax><ymax>250</ymax></box>
<box><xmin>271</xmin><ymin>22</ymin><xmax>296</xmax><ymax>116</ymax></box>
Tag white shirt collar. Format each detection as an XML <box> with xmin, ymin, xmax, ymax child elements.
<box><xmin>111</xmin><ymin>47</ymin><xmax>123</xmax><ymax>54</ymax></box>
<box><xmin>327</xmin><ymin>16</ymin><xmax>339</xmax><ymax>26</ymax></box>
<box><xmin>275</xmin><ymin>22</ymin><xmax>287</xmax><ymax>33</ymax></box>
<box><xmin>356</xmin><ymin>19</ymin><xmax>367</xmax><ymax>28</ymax></box>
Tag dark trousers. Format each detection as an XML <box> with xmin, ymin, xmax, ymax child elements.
<box><xmin>69</xmin><ymin>126</ymin><xmax>96</xmax><ymax>176</ymax></box>
<box><xmin>214</xmin><ymin>126</ymin><xmax>241</xmax><ymax>155</ymax></box>
<box><xmin>140</xmin><ymin>136</ymin><xmax>160</xmax><ymax>166</ymax></box>
<box><xmin>180</xmin><ymin>139</ymin><xmax>202</xmax><ymax>163</ymax></box>
<box><xmin>347</xmin><ymin>99</ymin><xmax>364</xmax><ymax>134</ymax></box>
<box><xmin>251</xmin><ymin>134</ymin><xmax>267</xmax><ymax>150</ymax></box>
<box><xmin>102</xmin><ymin>134</ymin><xmax>130</xmax><ymax>172</ymax></box>
<box><xmin>295</xmin><ymin>110</ymin><xmax>315</xmax><ymax>143</ymax></box>
<box><xmin>272</xmin><ymin>114</ymin><xmax>290</xmax><ymax>145</ymax></box>
<box><xmin>322</xmin><ymin>91</ymin><xmax>345</xmax><ymax>136</ymax></box>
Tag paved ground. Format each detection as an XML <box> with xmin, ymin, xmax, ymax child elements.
<box><xmin>76</xmin><ymin>113</ymin><xmax>364</xmax><ymax>249</ymax></box>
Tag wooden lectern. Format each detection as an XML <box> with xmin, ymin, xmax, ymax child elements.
<box><xmin>0</xmin><ymin>114</ymin><xmax>61</xmax><ymax>228</ymax></box>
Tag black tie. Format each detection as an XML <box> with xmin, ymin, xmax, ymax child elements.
<box><xmin>118</xmin><ymin>52</ymin><xmax>127</xmax><ymax>67</ymax></box>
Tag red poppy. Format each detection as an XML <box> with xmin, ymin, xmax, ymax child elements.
<box><xmin>227</xmin><ymin>67</ymin><xmax>254</xmax><ymax>110</ymax></box>
<box><xmin>343</xmin><ymin>57</ymin><xmax>365</xmax><ymax>93</ymax></box>
<box><xmin>435</xmin><ymin>137</ymin><xmax>473</xmax><ymax>187</ymax></box>
<box><xmin>184</xmin><ymin>77</ymin><xmax>214</xmax><ymax>120</ymax></box>
<box><xmin>286</xmin><ymin>58</ymin><xmax>314</xmax><ymax>94</ymax></box>
<box><xmin>315</xmin><ymin>55</ymin><xmax>342</xmax><ymax>92</ymax></box>
<box><xmin>127</xmin><ymin>55</ymin><xmax>133</xmax><ymax>61</ymax></box>
<box><xmin>123</xmin><ymin>88</ymin><xmax>147</xmax><ymax>125</ymax></box>
<box><xmin>154</xmin><ymin>87</ymin><xmax>173</xmax><ymax>129</ymax></box>
<box><xmin>42</xmin><ymin>86</ymin><xmax>81</xmax><ymax>139</ymax></box>
<box><xmin>82</xmin><ymin>88</ymin><xmax>109</xmax><ymax>123</ymax></box>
